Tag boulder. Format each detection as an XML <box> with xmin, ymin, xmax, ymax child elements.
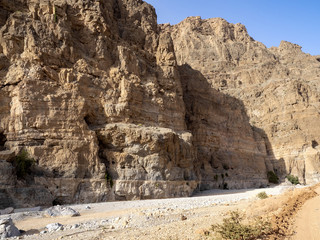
<box><xmin>0</xmin><ymin>207</ymin><xmax>14</xmax><ymax>215</ymax></box>
<box><xmin>44</xmin><ymin>205</ymin><xmax>80</xmax><ymax>217</ymax></box>
<box><xmin>0</xmin><ymin>218</ymin><xmax>20</xmax><ymax>238</ymax></box>
<box><xmin>45</xmin><ymin>223</ymin><xmax>64</xmax><ymax>232</ymax></box>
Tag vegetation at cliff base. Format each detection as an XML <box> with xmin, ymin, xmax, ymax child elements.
<box><xmin>14</xmin><ymin>149</ymin><xmax>35</xmax><ymax>179</ymax></box>
<box><xmin>286</xmin><ymin>175</ymin><xmax>300</xmax><ymax>185</ymax></box>
<box><xmin>105</xmin><ymin>172</ymin><xmax>114</xmax><ymax>188</ymax></box>
<box><xmin>267</xmin><ymin>171</ymin><xmax>279</xmax><ymax>184</ymax></box>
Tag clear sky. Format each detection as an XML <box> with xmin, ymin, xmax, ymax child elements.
<box><xmin>144</xmin><ymin>0</ymin><xmax>320</xmax><ymax>56</ymax></box>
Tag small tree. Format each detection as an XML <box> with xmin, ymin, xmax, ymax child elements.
<box><xmin>286</xmin><ymin>175</ymin><xmax>300</xmax><ymax>185</ymax></box>
<box><xmin>105</xmin><ymin>172</ymin><xmax>113</xmax><ymax>188</ymax></box>
<box><xmin>14</xmin><ymin>149</ymin><xmax>35</xmax><ymax>179</ymax></box>
<box><xmin>267</xmin><ymin>171</ymin><xmax>279</xmax><ymax>184</ymax></box>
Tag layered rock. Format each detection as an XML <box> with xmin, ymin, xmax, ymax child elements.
<box><xmin>96</xmin><ymin>123</ymin><xmax>198</xmax><ymax>199</ymax></box>
<box><xmin>167</xmin><ymin>17</ymin><xmax>320</xmax><ymax>184</ymax></box>
<box><xmin>0</xmin><ymin>0</ymin><xmax>199</xmax><ymax>206</ymax></box>
<box><xmin>178</xmin><ymin>64</ymin><xmax>269</xmax><ymax>189</ymax></box>
<box><xmin>0</xmin><ymin>0</ymin><xmax>318</xmax><ymax>208</ymax></box>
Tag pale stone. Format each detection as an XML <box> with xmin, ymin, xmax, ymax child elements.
<box><xmin>0</xmin><ymin>218</ymin><xmax>20</xmax><ymax>238</ymax></box>
<box><xmin>44</xmin><ymin>206</ymin><xmax>80</xmax><ymax>217</ymax></box>
<box><xmin>45</xmin><ymin>223</ymin><xmax>64</xmax><ymax>232</ymax></box>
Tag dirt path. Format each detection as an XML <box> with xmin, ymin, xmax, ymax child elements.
<box><xmin>290</xmin><ymin>186</ymin><xmax>320</xmax><ymax>240</ymax></box>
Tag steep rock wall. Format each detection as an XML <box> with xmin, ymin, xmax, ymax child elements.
<box><xmin>168</xmin><ymin>17</ymin><xmax>320</xmax><ymax>184</ymax></box>
<box><xmin>0</xmin><ymin>0</ymin><xmax>316</xmax><ymax>207</ymax></box>
<box><xmin>178</xmin><ymin>64</ymin><xmax>269</xmax><ymax>189</ymax></box>
<box><xmin>0</xmin><ymin>0</ymin><xmax>197</xmax><ymax>206</ymax></box>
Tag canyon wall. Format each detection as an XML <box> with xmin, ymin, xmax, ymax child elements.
<box><xmin>0</xmin><ymin>0</ymin><xmax>318</xmax><ymax>207</ymax></box>
<box><xmin>167</xmin><ymin>17</ymin><xmax>320</xmax><ymax>184</ymax></box>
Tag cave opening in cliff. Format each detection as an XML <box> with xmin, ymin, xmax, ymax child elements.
<box><xmin>84</xmin><ymin>114</ymin><xmax>94</xmax><ymax>128</ymax></box>
<box><xmin>312</xmin><ymin>140</ymin><xmax>319</xmax><ymax>148</ymax></box>
<box><xmin>52</xmin><ymin>198</ymin><xmax>63</xmax><ymax>206</ymax></box>
<box><xmin>0</xmin><ymin>132</ymin><xmax>6</xmax><ymax>150</ymax></box>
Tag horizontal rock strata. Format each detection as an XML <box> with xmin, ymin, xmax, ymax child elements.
<box><xmin>0</xmin><ymin>0</ymin><xmax>318</xmax><ymax>207</ymax></box>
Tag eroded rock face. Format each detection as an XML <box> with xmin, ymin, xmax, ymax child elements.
<box><xmin>96</xmin><ymin>123</ymin><xmax>198</xmax><ymax>199</ymax></box>
<box><xmin>0</xmin><ymin>0</ymin><xmax>196</xmax><ymax>206</ymax></box>
<box><xmin>0</xmin><ymin>0</ymin><xmax>318</xmax><ymax>207</ymax></box>
<box><xmin>168</xmin><ymin>17</ymin><xmax>320</xmax><ymax>184</ymax></box>
<box><xmin>178</xmin><ymin>64</ymin><xmax>269</xmax><ymax>190</ymax></box>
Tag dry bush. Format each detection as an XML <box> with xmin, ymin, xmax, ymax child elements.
<box><xmin>257</xmin><ymin>191</ymin><xmax>268</xmax><ymax>199</ymax></box>
<box><xmin>211</xmin><ymin>210</ymin><xmax>272</xmax><ymax>240</ymax></box>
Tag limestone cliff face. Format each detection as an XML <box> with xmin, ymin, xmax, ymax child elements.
<box><xmin>0</xmin><ymin>0</ymin><xmax>196</xmax><ymax>206</ymax></box>
<box><xmin>167</xmin><ymin>17</ymin><xmax>320</xmax><ymax>184</ymax></box>
<box><xmin>178</xmin><ymin>64</ymin><xmax>269</xmax><ymax>190</ymax></box>
<box><xmin>0</xmin><ymin>0</ymin><xmax>317</xmax><ymax>207</ymax></box>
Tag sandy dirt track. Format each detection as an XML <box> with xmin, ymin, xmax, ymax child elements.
<box><xmin>290</xmin><ymin>186</ymin><xmax>320</xmax><ymax>240</ymax></box>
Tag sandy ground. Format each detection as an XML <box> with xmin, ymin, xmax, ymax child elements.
<box><xmin>290</xmin><ymin>186</ymin><xmax>320</xmax><ymax>240</ymax></box>
<box><xmin>3</xmin><ymin>183</ymin><xmax>318</xmax><ymax>240</ymax></box>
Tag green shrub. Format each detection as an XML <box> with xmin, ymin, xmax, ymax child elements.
<box><xmin>286</xmin><ymin>175</ymin><xmax>300</xmax><ymax>185</ymax></box>
<box><xmin>105</xmin><ymin>172</ymin><xmax>113</xmax><ymax>188</ymax></box>
<box><xmin>257</xmin><ymin>191</ymin><xmax>268</xmax><ymax>199</ymax></box>
<box><xmin>53</xmin><ymin>6</ymin><xmax>57</xmax><ymax>22</ymax></box>
<box><xmin>214</xmin><ymin>174</ymin><xmax>219</xmax><ymax>181</ymax></box>
<box><xmin>223</xmin><ymin>182</ymin><xmax>228</xmax><ymax>190</ymax></box>
<box><xmin>211</xmin><ymin>210</ymin><xmax>272</xmax><ymax>240</ymax></box>
<box><xmin>267</xmin><ymin>171</ymin><xmax>279</xmax><ymax>184</ymax></box>
<box><xmin>14</xmin><ymin>149</ymin><xmax>34</xmax><ymax>179</ymax></box>
<box><xmin>222</xmin><ymin>164</ymin><xmax>229</xmax><ymax>170</ymax></box>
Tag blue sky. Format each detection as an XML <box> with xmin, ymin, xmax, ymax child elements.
<box><xmin>144</xmin><ymin>0</ymin><xmax>320</xmax><ymax>55</ymax></box>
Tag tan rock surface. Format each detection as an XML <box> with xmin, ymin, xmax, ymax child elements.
<box><xmin>0</xmin><ymin>0</ymin><xmax>196</xmax><ymax>206</ymax></box>
<box><xmin>0</xmin><ymin>0</ymin><xmax>319</xmax><ymax>207</ymax></box>
<box><xmin>168</xmin><ymin>17</ymin><xmax>320</xmax><ymax>184</ymax></box>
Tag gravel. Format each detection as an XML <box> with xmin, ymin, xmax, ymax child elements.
<box><xmin>66</xmin><ymin>184</ymin><xmax>302</xmax><ymax>213</ymax></box>
<box><xmin>13</xmin><ymin>184</ymin><xmax>309</xmax><ymax>240</ymax></box>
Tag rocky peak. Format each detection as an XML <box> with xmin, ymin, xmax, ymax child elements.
<box><xmin>175</xmin><ymin>16</ymin><xmax>252</xmax><ymax>43</ymax></box>
<box><xmin>278</xmin><ymin>40</ymin><xmax>302</xmax><ymax>53</ymax></box>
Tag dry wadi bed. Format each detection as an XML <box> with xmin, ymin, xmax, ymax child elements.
<box><xmin>8</xmin><ymin>184</ymin><xmax>318</xmax><ymax>240</ymax></box>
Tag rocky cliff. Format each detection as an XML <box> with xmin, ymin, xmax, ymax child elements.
<box><xmin>166</xmin><ymin>17</ymin><xmax>320</xmax><ymax>185</ymax></box>
<box><xmin>0</xmin><ymin>0</ymin><xmax>318</xmax><ymax>208</ymax></box>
